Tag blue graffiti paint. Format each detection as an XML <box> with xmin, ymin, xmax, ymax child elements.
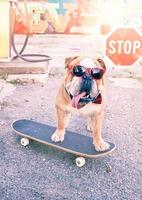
<box><xmin>48</xmin><ymin>0</ymin><xmax>76</xmax><ymax>15</ymax></box>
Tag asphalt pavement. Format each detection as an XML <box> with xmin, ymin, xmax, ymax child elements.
<box><xmin>0</xmin><ymin>75</ymin><xmax>142</xmax><ymax>200</ymax></box>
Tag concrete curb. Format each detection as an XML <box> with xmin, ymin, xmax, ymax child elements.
<box><xmin>6</xmin><ymin>73</ymin><xmax>49</xmax><ymax>84</ymax></box>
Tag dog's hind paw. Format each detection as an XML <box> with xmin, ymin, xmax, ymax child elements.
<box><xmin>51</xmin><ymin>130</ymin><xmax>65</xmax><ymax>143</ymax></box>
<box><xmin>86</xmin><ymin>124</ymin><xmax>92</xmax><ymax>132</ymax></box>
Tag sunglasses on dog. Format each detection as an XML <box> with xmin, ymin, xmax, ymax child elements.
<box><xmin>72</xmin><ymin>65</ymin><xmax>105</xmax><ymax>80</ymax></box>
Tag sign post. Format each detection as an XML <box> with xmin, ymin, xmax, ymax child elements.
<box><xmin>106</xmin><ymin>28</ymin><xmax>142</xmax><ymax>66</ymax></box>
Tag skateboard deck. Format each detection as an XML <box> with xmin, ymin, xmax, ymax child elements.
<box><xmin>12</xmin><ymin>119</ymin><xmax>115</xmax><ymax>159</ymax></box>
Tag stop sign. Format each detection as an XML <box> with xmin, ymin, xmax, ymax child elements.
<box><xmin>106</xmin><ymin>28</ymin><xmax>142</xmax><ymax>65</ymax></box>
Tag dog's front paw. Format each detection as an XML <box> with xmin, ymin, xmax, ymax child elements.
<box><xmin>51</xmin><ymin>129</ymin><xmax>65</xmax><ymax>143</ymax></box>
<box><xmin>93</xmin><ymin>140</ymin><xmax>110</xmax><ymax>152</ymax></box>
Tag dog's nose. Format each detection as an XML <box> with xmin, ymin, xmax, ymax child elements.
<box><xmin>83</xmin><ymin>74</ymin><xmax>92</xmax><ymax>80</ymax></box>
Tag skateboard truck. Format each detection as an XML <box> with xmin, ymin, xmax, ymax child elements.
<box><xmin>20</xmin><ymin>137</ymin><xmax>86</xmax><ymax>167</ymax></box>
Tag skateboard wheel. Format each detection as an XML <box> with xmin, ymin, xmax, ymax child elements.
<box><xmin>21</xmin><ymin>138</ymin><xmax>29</xmax><ymax>146</ymax></box>
<box><xmin>75</xmin><ymin>157</ymin><xmax>85</xmax><ymax>167</ymax></box>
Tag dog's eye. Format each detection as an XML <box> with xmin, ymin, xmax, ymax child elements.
<box><xmin>91</xmin><ymin>68</ymin><xmax>104</xmax><ymax>79</ymax></box>
<box><xmin>73</xmin><ymin>65</ymin><xmax>85</xmax><ymax>77</ymax></box>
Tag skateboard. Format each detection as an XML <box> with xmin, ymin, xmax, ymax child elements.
<box><xmin>12</xmin><ymin>119</ymin><xmax>116</xmax><ymax>167</ymax></box>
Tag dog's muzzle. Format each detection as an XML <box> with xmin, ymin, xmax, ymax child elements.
<box><xmin>65</xmin><ymin>73</ymin><xmax>102</xmax><ymax>109</ymax></box>
<box><xmin>79</xmin><ymin>73</ymin><xmax>93</xmax><ymax>95</ymax></box>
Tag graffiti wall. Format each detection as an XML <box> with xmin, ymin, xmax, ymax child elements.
<box><xmin>15</xmin><ymin>0</ymin><xmax>142</xmax><ymax>34</ymax></box>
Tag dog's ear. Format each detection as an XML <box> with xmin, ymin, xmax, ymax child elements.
<box><xmin>65</xmin><ymin>56</ymin><xmax>84</xmax><ymax>69</ymax></box>
<box><xmin>65</xmin><ymin>57</ymin><xmax>78</xmax><ymax>69</ymax></box>
<box><xmin>97</xmin><ymin>58</ymin><xmax>106</xmax><ymax>70</ymax></box>
<box><xmin>96</xmin><ymin>58</ymin><xmax>106</xmax><ymax>87</ymax></box>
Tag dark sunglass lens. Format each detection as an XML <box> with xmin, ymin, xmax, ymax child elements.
<box><xmin>73</xmin><ymin>65</ymin><xmax>85</xmax><ymax>76</ymax></box>
<box><xmin>91</xmin><ymin>68</ymin><xmax>103</xmax><ymax>79</ymax></box>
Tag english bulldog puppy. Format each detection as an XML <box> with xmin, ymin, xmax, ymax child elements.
<box><xmin>51</xmin><ymin>56</ymin><xmax>110</xmax><ymax>152</ymax></box>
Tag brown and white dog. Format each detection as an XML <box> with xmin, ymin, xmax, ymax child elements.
<box><xmin>51</xmin><ymin>56</ymin><xmax>110</xmax><ymax>152</ymax></box>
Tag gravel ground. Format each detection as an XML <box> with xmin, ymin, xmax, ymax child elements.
<box><xmin>0</xmin><ymin>75</ymin><xmax>142</xmax><ymax>200</ymax></box>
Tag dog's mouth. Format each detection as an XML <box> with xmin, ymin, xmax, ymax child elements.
<box><xmin>71</xmin><ymin>91</ymin><xmax>88</xmax><ymax>108</ymax></box>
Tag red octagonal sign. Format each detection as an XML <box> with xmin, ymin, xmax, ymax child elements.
<box><xmin>106</xmin><ymin>28</ymin><xmax>142</xmax><ymax>66</ymax></box>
